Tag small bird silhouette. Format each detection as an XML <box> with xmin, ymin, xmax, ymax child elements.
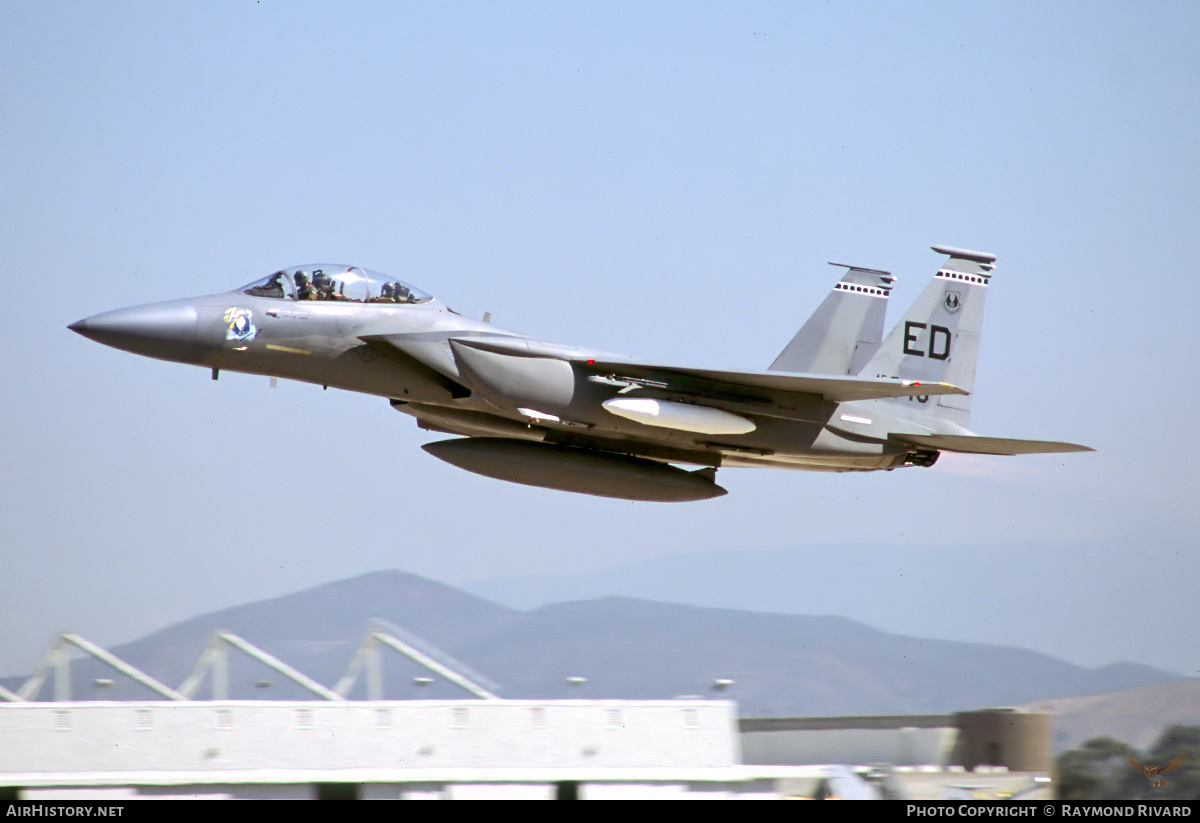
<box><xmin>1127</xmin><ymin>750</ymin><xmax>1187</xmax><ymax>788</ymax></box>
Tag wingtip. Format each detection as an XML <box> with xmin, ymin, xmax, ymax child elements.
<box><xmin>905</xmin><ymin>380</ymin><xmax>970</xmax><ymax>396</ymax></box>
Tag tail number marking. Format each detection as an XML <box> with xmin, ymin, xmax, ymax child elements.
<box><xmin>903</xmin><ymin>322</ymin><xmax>951</xmax><ymax>360</ymax></box>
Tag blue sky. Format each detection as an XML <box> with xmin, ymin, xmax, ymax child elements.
<box><xmin>2</xmin><ymin>2</ymin><xmax>1197</xmax><ymax>681</ymax></box>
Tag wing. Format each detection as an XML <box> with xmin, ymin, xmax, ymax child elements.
<box><xmin>444</xmin><ymin>336</ymin><xmax>966</xmax><ymax>403</ymax></box>
<box><xmin>580</xmin><ymin>356</ymin><xmax>967</xmax><ymax>403</ymax></box>
<box><xmin>1160</xmin><ymin>751</ymin><xmax>1188</xmax><ymax>775</ymax></box>
<box><xmin>1128</xmin><ymin>751</ymin><xmax>1152</xmax><ymax>777</ymax></box>
<box><xmin>891</xmin><ymin>433</ymin><xmax>1095</xmax><ymax>456</ymax></box>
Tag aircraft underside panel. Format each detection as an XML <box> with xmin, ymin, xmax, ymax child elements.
<box><xmin>396</xmin><ymin>401</ymin><xmax>917</xmax><ymax>474</ymax></box>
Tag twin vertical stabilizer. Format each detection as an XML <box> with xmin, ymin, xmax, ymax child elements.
<box><xmin>858</xmin><ymin>246</ymin><xmax>996</xmax><ymax>429</ymax></box>
<box><xmin>770</xmin><ymin>263</ymin><xmax>894</xmax><ymax>375</ymax></box>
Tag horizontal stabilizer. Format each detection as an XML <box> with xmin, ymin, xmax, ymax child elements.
<box><xmin>891</xmin><ymin>433</ymin><xmax>1094</xmax><ymax>455</ymax></box>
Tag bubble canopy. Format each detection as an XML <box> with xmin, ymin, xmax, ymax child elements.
<box><xmin>240</xmin><ymin>265</ymin><xmax>432</xmax><ymax>305</ymax></box>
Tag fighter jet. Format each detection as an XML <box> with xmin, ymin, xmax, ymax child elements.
<box><xmin>69</xmin><ymin>246</ymin><xmax>1091</xmax><ymax>502</ymax></box>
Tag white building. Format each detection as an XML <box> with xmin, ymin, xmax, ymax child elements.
<box><xmin>1</xmin><ymin>699</ymin><xmax>829</xmax><ymax>800</ymax></box>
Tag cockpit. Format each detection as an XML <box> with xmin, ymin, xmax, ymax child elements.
<box><xmin>240</xmin><ymin>265</ymin><xmax>432</xmax><ymax>305</ymax></box>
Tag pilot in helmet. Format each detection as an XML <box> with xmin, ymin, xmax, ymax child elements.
<box><xmin>294</xmin><ymin>270</ymin><xmax>317</xmax><ymax>300</ymax></box>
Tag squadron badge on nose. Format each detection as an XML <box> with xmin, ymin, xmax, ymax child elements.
<box><xmin>224</xmin><ymin>307</ymin><xmax>257</xmax><ymax>343</ymax></box>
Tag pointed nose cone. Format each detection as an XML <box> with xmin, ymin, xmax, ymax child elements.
<box><xmin>69</xmin><ymin>299</ymin><xmax>206</xmax><ymax>364</ymax></box>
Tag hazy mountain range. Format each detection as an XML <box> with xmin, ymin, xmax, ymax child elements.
<box><xmin>1021</xmin><ymin>679</ymin><xmax>1200</xmax><ymax>751</ymax></box>
<box><xmin>2</xmin><ymin>570</ymin><xmax>1189</xmax><ymax>733</ymax></box>
<box><xmin>461</xmin><ymin>539</ymin><xmax>1195</xmax><ymax>681</ymax></box>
